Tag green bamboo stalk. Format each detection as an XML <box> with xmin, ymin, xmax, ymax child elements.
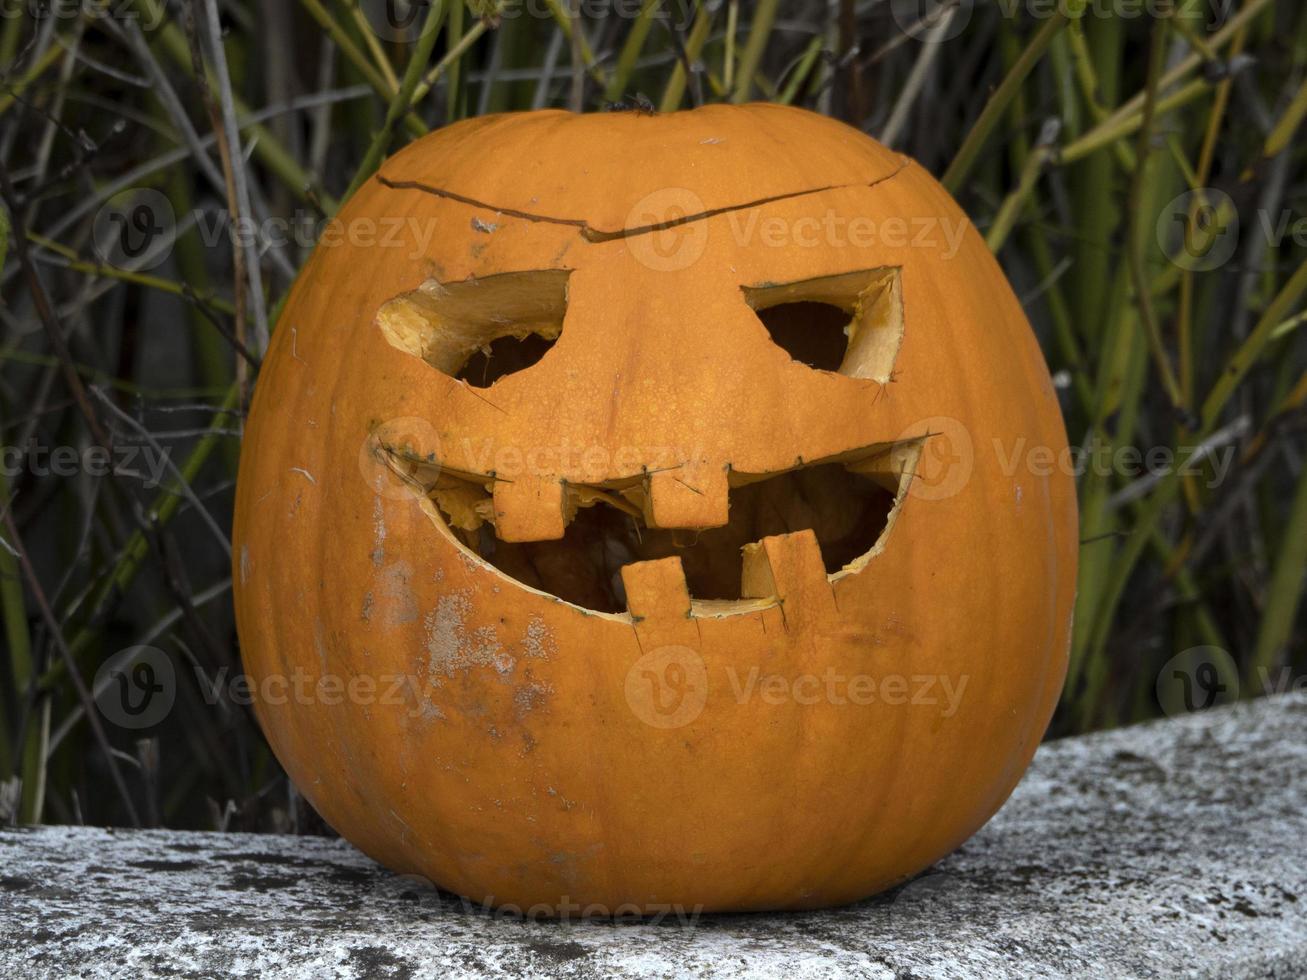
<box><xmin>299</xmin><ymin>0</ymin><xmax>398</xmax><ymax>99</ymax></box>
<box><xmin>411</xmin><ymin>20</ymin><xmax>490</xmax><ymax>111</ymax></box>
<box><xmin>27</xmin><ymin>233</ymin><xmax>236</xmax><ymax>316</ymax></box>
<box><xmin>1202</xmin><ymin>258</ymin><xmax>1307</xmax><ymax>429</ymax></box>
<box><xmin>136</xmin><ymin>0</ymin><xmax>335</xmax><ymax>207</ymax></box>
<box><xmin>444</xmin><ymin>0</ymin><xmax>467</xmax><ymax>121</ymax></box>
<box><xmin>1066</xmin><ymin>13</ymin><xmax>1124</xmax><ymax>351</ymax></box>
<box><xmin>1262</xmin><ymin>77</ymin><xmax>1307</xmax><ymax>159</ymax></box>
<box><xmin>941</xmin><ymin>9</ymin><xmax>1074</xmax><ymax>193</ymax></box>
<box><xmin>1061</xmin><ymin>77</ymin><xmax>1211</xmax><ymax>164</ymax></box>
<box><xmin>778</xmin><ymin>36</ymin><xmax>824</xmax><ymax>106</ymax></box>
<box><xmin>659</xmin><ymin>4</ymin><xmax>713</xmax><ymax>112</ymax></box>
<box><xmin>1125</xmin><ymin>15</ymin><xmax>1184</xmax><ymax>411</ymax></box>
<box><xmin>1248</xmin><ymin>458</ymin><xmax>1307</xmax><ymax>683</ymax></box>
<box><xmin>540</xmin><ymin>0</ymin><xmax>609</xmax><ymax>91</ymax></box>
<box><xmin>0</xmin><ymin>45</ymin><xmax>65</xmax><ymax>117</ymax></box>
<box><xmin>603</xmin><ymin>0</ymin><xmax>663</xmax><ymax>102</ymax></box>
<box><xmin>349</xmin><ymin>0</ymin><xmax>402</xmax><ymax>93</ymax></box>
<box><xmin>1102</xmin><ymin>0</ymin><xmax>1274</xmax><ymax>131</ymax></box>
<box><xmin>297</xmin><ymin>0</ymin><xmax>427</xmax><ymax>138</ymax></box>
<box><xmin>343</xmin><ymin>1</ymin><xmax>447</xmax><ymax>202</ymax></box>
<box><xmin>0</xmin><ymin>456</ymin><xmax>44</xmax><ymax>820</ymax></box>
<box><xmin>729</xmin><ymin>0</ymin><xmax>778</xmax><ymax>103</ymax></box>
<box><xmin>986</xmin><ymin>143</ymin><xmax>1052</xmax><ymax>253</ymax></box>
<box><xmin>0</xmin><ymin>7</ymin><xmax>24</xmax><ymax>69</ymax></box>
<box><xmin>0</xmin><ymin>467</ymin><xmax>29</xmax><ymax>779</ymax></box>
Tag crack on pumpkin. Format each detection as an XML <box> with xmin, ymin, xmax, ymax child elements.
<box><xmin>373</xmin><ymin>159</ymin><xmax>910</xmax><ymax>242</ymax></box>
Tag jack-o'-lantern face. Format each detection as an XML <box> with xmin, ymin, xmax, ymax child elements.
<box><xmin>234</xmin><ymin>104</ymin><xmax>1077</xmax><ymax>914</ymax></box>
<box><xmin>371</xmin><ymin>263</ymin><xmax>922</xmax><ymax>615</ymax></box>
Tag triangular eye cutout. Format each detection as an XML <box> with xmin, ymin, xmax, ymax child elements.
<box><xmin>376</xmin><ymin>270</ymin><xmax>569</xmax><ymax>387</ymax></box>
<box><xmin>743</xmin><ymin>267</ymin><xmax>904</xmax><ymax>383</ymax></box>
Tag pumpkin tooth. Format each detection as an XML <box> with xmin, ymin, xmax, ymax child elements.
<box><xmin>490</xmin><ymin>475</ymin><xmax>567</xmax><ymax>542</ymax></box>
<box><xmin>619</xmin><ymin>556</ymin><xmax>692</xmax><ymax>622</ymax></box>
<box><xmin>741</xmin><ymin>529</ymin><xmax>838</xmax><ymax>625</ymax></box>
<box><xmin>643</xmin><ymin>463</ymin><xmax>730</xmax><ymax>530</ymax></box>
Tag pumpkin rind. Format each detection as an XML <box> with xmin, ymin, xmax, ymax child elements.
<box><xmin>233</xmin><ymin>104</ymin><xmax>1077</xmax><ymax>912</ymax></box>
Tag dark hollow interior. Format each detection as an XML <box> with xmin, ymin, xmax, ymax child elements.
<box><xmin>455</xmin><ymin>332</ymin><xmax>557</xmax><ymax>388</ymax></box>
<box><xmin>457</xmin><ymin>462</ymin><xmax>896</xmax><ymax>613</ymax></box>
<box><xmin>756</xmin><ymin>301</ymin><xmax>851</xmax><ymax>372</ymax></box>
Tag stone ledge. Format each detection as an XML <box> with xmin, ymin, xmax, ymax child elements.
<box><xmin>1</xmin><ymin>694</ymin><xmax>1303</xmax><ymax>979</ymax></box>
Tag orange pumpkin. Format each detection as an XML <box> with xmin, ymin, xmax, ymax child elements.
<box><xmin>233</xmin><ymin>104</ymin><xmax>1077</xmax><ymax>914</ymax></box>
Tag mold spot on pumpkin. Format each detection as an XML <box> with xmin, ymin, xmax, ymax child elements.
<box><xmin>424</xmin><ymin>592</ymin><xmax>513</xmax><ymax>679</ymax></box>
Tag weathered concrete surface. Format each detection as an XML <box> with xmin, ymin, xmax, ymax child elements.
<box><xmin>1</xmin><ymin>693</ymin><xmax>1303</xmax><ymax>979</ymax></box>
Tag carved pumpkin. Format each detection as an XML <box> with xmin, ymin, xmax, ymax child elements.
<box><xmin>233</xmin><ymin>104</ymin><xmax>1077</xmax><ymax>913</ymax></box>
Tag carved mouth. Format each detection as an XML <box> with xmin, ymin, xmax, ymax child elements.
<box><xmin>379</xmin><ymin>441</ymin><xmax>922</xmax><ymax>617</ymax></box>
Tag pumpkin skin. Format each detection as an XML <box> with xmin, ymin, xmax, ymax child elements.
<box><xmin>232</xmin><ymin>104</ymin><xmax>1077</xmax><ymax>913</ymax></box>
